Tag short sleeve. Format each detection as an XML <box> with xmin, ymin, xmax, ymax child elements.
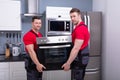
<box><xmin>23</xmin><ymin>33</ymin><xmax>35</xmax><ymax>45</ymax></box>
<box><xmin>75</xmin><ymin>26</ymin><xmax>85</xmax><ymax>40</ymax></box>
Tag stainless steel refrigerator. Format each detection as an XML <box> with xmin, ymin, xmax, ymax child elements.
<box><xmin>81</xmin><ymin>12</ymin><xmax>102</xmax><ymax>80</ymax></box>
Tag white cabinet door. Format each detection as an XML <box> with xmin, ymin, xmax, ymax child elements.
<box><xmin>9</xmin><ymin>62</ymin><xmax>27</xmax><ymax>80</ymax></box>
<box><xmin>46</xmin><ymin>6</ymin><xmax>72</xmax><ymax>20</ymax></box>
<box><xmin>0</xmin><ymin>0</ymin><xmax>21</xmax><ymax>31</ymax></box>
<box><xmin>42</xmin><ymin>70</ymin><xmax>71</xmax><ymax>80</ymax></box>
<box><xmin>0</xmin><ymin>62</ymin><xmax>9</xmax><ymax>80</ymax></box>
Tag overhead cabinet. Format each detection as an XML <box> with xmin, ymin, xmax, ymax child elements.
<box><xmin>0</xmin><ymin>0</ymin><xmax>21</xmax><ymax>31</ymax></box>
<box><xmin>46</xmin><ymin>6</ymin><xmax>72</xmax><ymax>20</ymax></box>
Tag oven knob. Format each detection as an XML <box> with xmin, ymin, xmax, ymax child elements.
<box><xmin>40</xmin><ymin>40</ymin><xmax>43</xmax><ymax>42</ymax></box>
<box><xmin>65</xmin><ymin>38</ymin><xmax>68</xmax><ymax>41</ymax></box>
<box><xmin>58</xmin><ymin>39</ymin><xmax>61</xmax><ymax>41</ymax></box>
<box><xmin>44</xmin><ymin>40</ymin><xmax>47</xmax><ymax>42</ymax></box>
<box><xmin>47</xmin><ymin>39</ymin><xmax>49</xmax><ymax>42</ymax></box>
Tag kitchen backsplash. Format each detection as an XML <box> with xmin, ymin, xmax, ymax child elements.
<box><xmin>0</xmin><ymin>31</ymin><xmax>24</xmax><ymax>54</ymax></box>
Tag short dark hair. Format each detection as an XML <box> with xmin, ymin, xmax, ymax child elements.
<box><xmin>70</xmin><ymin>8</ymin><xmax>81</xmax><ymax>15</ymax></box>
<box><xmin>32</xmin><ymin>16</ymin><xmax>41</xmax><ymax>22</ymax></box>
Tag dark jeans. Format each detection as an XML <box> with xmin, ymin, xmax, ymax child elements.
<box><xmin>24</xmin><ymin>56</ymin><xmax>42</xmax><ymax>80</ymax></box>
<box><xmin>71</xmin><ymin>67</ymin><xmax>86</xmax><ymax>80</ymax></box>
<box><xmin>71</xmin><ymin>46</ymin><xmax>89</xmax><ymax>80</ymax></box>
<box><xmin>27</xmin><ymin>69</ymin><xmax>42</xmax><ymax>80</ymax></box>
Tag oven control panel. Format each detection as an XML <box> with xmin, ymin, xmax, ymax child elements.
<box><xmin>37</xmin><ymin>36</ymin><xmax>72</xmax><ymax>44</ymax></box>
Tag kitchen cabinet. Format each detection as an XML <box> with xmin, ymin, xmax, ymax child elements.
<box><xmin>0</xmin><ymin>61</ymin><xmax>26</xmax><ymax>80</ymax></box>
<box><xmin>9</xmin><ymin>62</ymin><xmax>27</xmax><ymax>80</ymax></box>
<box><xmin>0</xmin><ymin>62</ymin><xmax>9</xmax><ymax>80</ymax></box>
<box><xmin>0</xmin><ymin>0</ymin><xmax>21</xmax><ymax>31</ymax></box>
<box><xmin>46</xmin><ymin>6</ymin><xmax>72</xmax><ymax>20</ymax></box>
<box><xmin>42</xmin><ymin>70</ymin><xmax>71</xmax><ymax>80</ymax></box>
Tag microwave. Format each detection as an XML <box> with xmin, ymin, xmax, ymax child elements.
<box><xmin>46</xmin><ymin>19</ymin><xmax>73</xmax><ymax>36</ymax></box>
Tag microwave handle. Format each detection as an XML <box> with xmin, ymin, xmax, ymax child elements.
<box><xmin>39</xmin><ymin>44</ymin><xmax>71</xmax><ymax>49</ymax></box>
<box><xmin>64</xmin><ymin>22</ymin><xmax>66</xmax><ymax>31</ymax></box>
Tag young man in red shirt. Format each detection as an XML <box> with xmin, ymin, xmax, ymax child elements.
<box><xmin>62</xmin><ymin>8</ymin><xmax>90</xmax><ymax>80</ymax></box>
<box><xmin>23</xmin><ymin>16</ymin><xmax>46</xmax><ymax>80</ymax></box>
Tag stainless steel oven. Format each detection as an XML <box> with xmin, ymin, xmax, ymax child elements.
<box><xmin>46</xmin><ymin>19</ymin><xmax>73</xmax><ymax>36</ymax></box>
<box><xmin>36</xmin><ymin>36</ymin><xmax>72</xmax><ymax>70</ymax></box>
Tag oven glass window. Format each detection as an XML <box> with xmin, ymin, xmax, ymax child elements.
<box><xmin>49</xmin><ymin>21</ymin><xmax>64</xmax><ymax>31</ymax></box>
<box><xmin>44</xmin><ymin>48</ymin><xmax>67</xmax><ymax>63</ymax></box>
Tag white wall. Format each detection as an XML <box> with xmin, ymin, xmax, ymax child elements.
<box><xmin>93</xmin><ymin>0</ymin><xmax>120</xmax><ymax>80</ymax></box>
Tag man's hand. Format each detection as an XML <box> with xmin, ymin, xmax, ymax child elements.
<box><xmin>36</xmin><ymin>63</ymin><xmax>46</xmax><ymax>72</ymax></box>
<box><xmin>62</xmin><ymin>63</ymin><xmax>70</xmax><ymax>71</ymax></box>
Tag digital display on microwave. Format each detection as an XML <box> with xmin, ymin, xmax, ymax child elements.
<box><xmin>49</xmin><ymin>21</ymin><xmax>65</xmax><ymax>31</ymax></box>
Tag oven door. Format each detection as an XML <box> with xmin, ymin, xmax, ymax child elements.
<box><xmin>37</xmin><ymin>43</ymin><xmax>71</xmax><ymax>70</ymax></box>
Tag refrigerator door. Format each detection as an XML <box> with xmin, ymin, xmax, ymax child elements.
<box><xmin>86</xmin><ymin>56</ymin><xmax>100</xmax><ymax>71</ymax></box>
<box><xmin>81</xmin><ymin>12</ymin><xmax>102</xmax><ymax>56</ymax></box>
<box><xmin>85</xmin><ymin>56</ymin><xmax>101</xmax><ymax>80</ymax></box>
<box><xmin>80</xmin><ymin>12</ymin><xmax>102</xmax><ymax>80</ymax></box>
<box><xmin>84</xmin><ymin>70</ymin><xmax>101</xmax><ymax>80</ymax></box>
<box><xmin>87</xmin><ymin>12</ymin><xmax>102</xmax><ymax>56</ymax></box>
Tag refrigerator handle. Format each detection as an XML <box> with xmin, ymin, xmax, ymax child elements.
<box><xmin>86</xmin><ymin>68</ymin><xmax>99</xmax><ymax>72</ymax></box>
<box><xmin>87</xmin><ymin>15</ymin><xmax>90</xmax><ymax>48</ymax></box>
<box><xmin>87</xmin><ymin>15</ymin><xmax>90</xmax><ymax>32</ymax></box>
<box><xmin>85</xmin><ymin>71</ymin><xmax>99</xmax><ymax>74</ymax></box>
<box><xmin>84</xmin><ymin>15</ymin><xmax>87</xmax><ymax>25</ymax></box>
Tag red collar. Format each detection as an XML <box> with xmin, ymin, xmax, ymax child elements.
<box><xmin>75</xmin><ymin>21</ymin><xmax>85</xmax><ymax>29</ymax></box>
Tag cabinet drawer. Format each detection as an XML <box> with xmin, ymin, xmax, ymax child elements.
<box><xmin>10</xmin><ymin>62</ymin><xmax>25</xmax><ymax>70</ymax></box>
<box><xmin>0</xmin><ymin>62</ymin><xmax>9</xmax><ymax>69</ymax></box>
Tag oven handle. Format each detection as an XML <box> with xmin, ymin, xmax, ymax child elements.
<box><xmin>39</xmin><ymin>44</ymin><xmax>71</xmax><ymax>49</ymax></box>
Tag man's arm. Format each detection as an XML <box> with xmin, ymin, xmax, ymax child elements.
<box><xmin>62</xmin><ymin>39</ymin><xmax>84</xmax><ymax>70</ymax></box>
<box><xmin>67</xmin><ymin>39</ymin><xmax>83</xmax><ymax>64</ymax></box>
<box><xmin>26</xmin><ymin>44</ymin><xmax>46</xmax><ymax>72</ymax></box>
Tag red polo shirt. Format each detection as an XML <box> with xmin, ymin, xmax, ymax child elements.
<box><xmin>23</xmin><ymin>30</ymin><xmax>42</xmax><ymax>53</ymax></box>
<box><xmin>72</xmin><ymin>22</ymin><xmax>90</xmax><ymax>50</ymax></box>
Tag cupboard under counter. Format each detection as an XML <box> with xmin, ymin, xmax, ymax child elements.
<box><xmin>0</xmin><ymin>61</ymin><xmax>26</xmax><ymax>80</ymax></box>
